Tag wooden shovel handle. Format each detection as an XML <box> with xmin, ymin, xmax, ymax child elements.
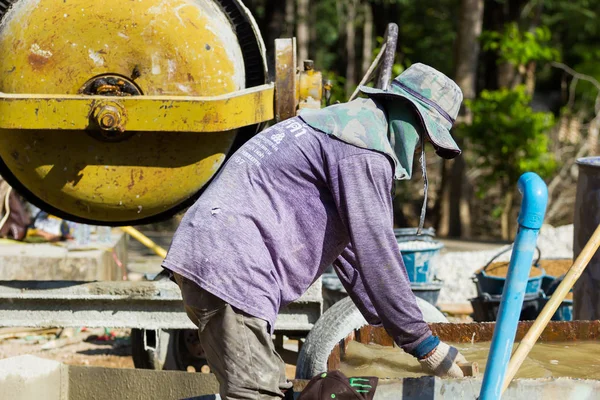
<box><xmin>501</xmin><ymin>223</ymin><xmax>600</xmax><ymax>393</ymax></box>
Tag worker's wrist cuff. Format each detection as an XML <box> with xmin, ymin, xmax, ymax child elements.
<box><xmin>412</xmin><ymin>335</ymin><xmax>440</xmax><ymax>359</ymax></box>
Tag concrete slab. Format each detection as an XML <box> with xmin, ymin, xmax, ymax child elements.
<box><xmin>69</xmin><ymin>365</ymin><xmax>219</xmax><ymax>400</ymax></box>
<box><xmin>0</xmin><ymin>229</ymin><xmax>127</xmax><ymax>281</ymax></box>
<box><xmin>0</xmin><ymin>355</ymin><xmax>218</xmax><ymax>400</ymax></box>
<box><xmin>372</xmin><ymin>376</ymin><xmax>600</xmax><ymax>399</ymax></box>
<box><xmin>0</xmin><ymin>355</ymin><xmax>67</xmax><ymax>400</ymax></box>
<box><xmin>1</xmin><ymin>355</ymin><xmax>599</xmax><ymax>400</ymax></box>
<box><xmin>0</xmin><ymin>279</ymin><xmax>322</xmax><ymax>332</ymax></box>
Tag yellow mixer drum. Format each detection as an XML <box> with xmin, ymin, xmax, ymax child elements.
<box><xmin>0</xmin><ymin>0</ymin><xmax>267</xmax><ymax>224</ymax></box>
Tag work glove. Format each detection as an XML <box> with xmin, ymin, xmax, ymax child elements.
<box><xmin>418</xmin><ymin>341</ymin><xmax>468</xmax><ymax>378</ymax></box>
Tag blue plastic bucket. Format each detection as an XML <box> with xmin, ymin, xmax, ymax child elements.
<box><xmin>411</xmin><ymin>281</ymin><xmax>443</xmax><ymax>306</ymax></box>
<box><xmin>398</xmin><ymin>240</ymin><xmax>444</xmax><ymax>283</ymax></box>
<box><xmin>475</xmin><ymin>246</ymin><xmax>546</xmax><ymax>296</ymax></box>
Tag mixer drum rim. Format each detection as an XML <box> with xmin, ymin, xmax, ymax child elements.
<box><xmin>0</xmin><ymin>0</ymin><xmax>268</xmax><ymax>226</ymax></box>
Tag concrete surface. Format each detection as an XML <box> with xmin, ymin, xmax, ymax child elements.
<box><xmin>69</xmin><ymin>365</ymin><xmax>219</xmax><ymax>400</ymax></box>
<box><xmin>371</xmin><ymin>376</ymin><xmax>600</xmax><ymax>399</ymax></box>
<box><xmin>3</xmin><ymin>355</ymin><xmax>597</xmax><ymax>400</ymax></box>
<box><xmin>0</xmin><ymin>279</ymin><xmax>322</xmax><ymax>332</ymax></box>
<box><xmin>0</xmin><ymin>355</ymin><xmax>67</xmax><ymax>400</ymax></box>
<box><xmin>0</xmin><ymin>355</ymin><xmax>218</xmax><ymax>400</ymax></box>
<box><xmin>0</xmin><ymin>229</ymin><xmax>127</xmax><ymax>281</ymax></box>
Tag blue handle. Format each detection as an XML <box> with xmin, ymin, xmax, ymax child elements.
<box><xmin>479</xmin><ymin>172</ymin><xmax>548</xmax><ymax>400</ymax></box>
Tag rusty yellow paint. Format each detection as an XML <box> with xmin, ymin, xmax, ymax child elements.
<box><xmin>0</xmin><ymin>0</ymin><xmax>260</xmax><ymax>223</ymax></box>
<box><xmin>274</xmin><ymin>38</ymin><xmax>297</xmax><ymax>122</ymax></box>
<box><xmin>297</xmin><ymin>63</ymin><xmax>323</xmax><ymax>111</ymax></box>
<box><xmin>0</xmin><ymin>85</ymin><xmax>274</xmax><ymax>132</ymax></box>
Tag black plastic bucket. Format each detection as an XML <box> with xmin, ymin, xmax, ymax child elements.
<box><xmin>474</xmin><ymin>246</ymin><xmax>546</xmax><ymax>296</ymax></box>
<box><xmin>470</xmin><ymin>291</ymin><xmax>573</xmax><ymax>322</ymax></box>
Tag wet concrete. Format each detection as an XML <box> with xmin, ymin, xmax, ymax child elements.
<box><xmin>340</xmin><ymin>340</ymin><xmax>600</xmax><ymax>379</ymax></box>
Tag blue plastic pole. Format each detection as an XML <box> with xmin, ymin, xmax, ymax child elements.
<box><xmin>479</xmin><ymin>172</ymin><xmax>548</xmax><ymax>400</ymax></box>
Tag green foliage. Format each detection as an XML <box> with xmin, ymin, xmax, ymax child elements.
<box><xmin>481</xmin><ymin>23</ymin><xmax>560</xmax><ymax>68</ymax></box>
<box><xmin>393</xmin><ymin>0</ymin><xmax>459</xmax><ymax>76</ymax></box>
<box><xmin>461</xmin><ymin>86</ymin><xmax>557</xmax><ymax>195</ymax></box>
<box><xmin>312</xmin><ymin>0</ymin><xmax>341</xmax><ymax>71</ymax></box>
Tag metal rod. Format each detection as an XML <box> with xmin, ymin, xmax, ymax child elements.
<box><xmin>479</xmin><ymin>172</ymin><xmax>548</xmax><ymax>400</ymax></box>
<box><xmin>501</xmin><ymin>222</ymin><xmax>600</xmax><ymax>393</ymax></box>
<box><xmin>375</xmin><ymin>23</ymin><xmax>398</xmax><ymax>91</ymax></box>
<box><xmin>348</xmin><ymin>22</ymin><xmax>398</xmax><ymax>101</ymax></box>
<box><xmin>348</xmin><ymin>43</ymin><xmax>387</xmax><ymax>102</ymax></box>
<box><xmin>120</xmin><ymin>226</ymin><xmax>168</xmax><ymax>258</ymax></box>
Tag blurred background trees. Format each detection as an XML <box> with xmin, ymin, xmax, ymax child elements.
<box><xmin>244</xmin><ymin>0</ymin><xmax>599</xmax><ymax>240</ymax></box>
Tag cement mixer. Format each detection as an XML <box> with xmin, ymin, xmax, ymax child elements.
<box><xmin>0</xmin><ymin>0</ymin><xmax>323</xmax><ymax>225</ymax></box>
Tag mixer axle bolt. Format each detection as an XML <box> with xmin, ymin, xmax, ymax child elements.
<box><xmin>92</xmin><ymin>104</ymin><xmax>125</xmax><ymax>132</ymax></box>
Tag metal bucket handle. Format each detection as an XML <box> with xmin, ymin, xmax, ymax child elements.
<box><xmin>394</xmin><ymin>227</ymin><xmax>436</xmax><ymax>244</ymax></box>
<box><xmin>482</xmin><ymin>245</ymin><xmax>542</xmax><ymax>273</ymax></box>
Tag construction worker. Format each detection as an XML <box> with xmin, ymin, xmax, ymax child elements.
<box><xmin>162</xmin><ymin>63</ymin><xmax>468</xmax><ymax>399</ymax></box>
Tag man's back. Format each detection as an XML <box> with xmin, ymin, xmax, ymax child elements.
<box><xmin>163</xmin><ymin>117</ymin><xmax>394</xmax><ymax>330</ymax></box>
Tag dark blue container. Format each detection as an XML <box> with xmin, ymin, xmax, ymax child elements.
<box><xmin>475</xmin><ymin>268</ymin><xmax>545</xmax><ymax>296</ymax></box>
<box><xmin>549</xmin><ymin>299</ymin><xmax>573</xmax><ymax>321</ymax></box>
<box><xmin>411</xmin><ymin>281</ymin><xmax>443</xmax><ymax>306</ymax></box>
<box><xmin>474</xmin><ymin>246</ymin><xmax>546</xmax><ymax>296</ymax></box>
<box><xmin>470</xmin><ymin>292</ymin><xmax>546</xmax><ymax>322</ymax></box>
<box><xmin>398</xmin><ymin>240</ymin><xmax>444</xmax><ymax>283</ymax></box>
<box><xmin>470</xmin><ymin>292</ymin><xmax>573</xmax><ymax>322</ymax></box>
<box><xmin>542</xmin><ymin>273</ymin><xmax>574</xmax><ymax>321</ymax></box>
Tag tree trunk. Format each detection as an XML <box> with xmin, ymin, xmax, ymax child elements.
<box><xmin>344</xmin><ymin>0</ymin><xmax>358</xmax><ymax>96</ymax></box>
<box><xmin>448</xmin><ymin>157</ymin><xmax>466</xmax><ymax>237</ymax></box>
<box><xmin>588</xmin><ymin>117</ymin><xmax>600</xmax><ymax>155</ymax></box>
<box><xmin>454</xmin><ymin>0</ymin><xmax>484</xmax><ymax>108</ymax></box>
<box><xmin>435</xmin><ymin>0</ymin><xmax>483</xmax><ymax>238</ymax></box>
<box><xmin>285</xmin><ymin>0</ymin><xmax>295</xmax><ymax>37</ymax></box>
<box><xmin>437</xmin><ymin>161</ymin><xmax>451</xmax><ymax>236</ymax></box>
<box><xmin>296</xmin><ymin>0</ymin><xmax>310</xmax><ymax>66</ymax></box>
<box><xmin>262</xmin><ymin>0</ymin><xmax>287</xmax><ymax>59</ymax></box>
<box><xmin>498</xmin><ymin>62</ymin><xmax>517</xmax><ymax>89</ymax></box>
<box><xmin>501</xmin><ymin>189</ymin><xmax>514</xmax><ymax>241</ymax></box>
<box><xmin>361</xmin><ymin>2</ymin><xmax>374</xmax><ymax>76</ymax></box>
<box><xmin>525</xmin><ymin>61</ymin><xmax>536</xmax><ymax>95</ymax></box>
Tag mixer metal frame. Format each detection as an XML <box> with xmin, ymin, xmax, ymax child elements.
<box><xmin>0</xmin><ymin>85</ymin><xmax>276</xmax><ymax>133</ymax></box>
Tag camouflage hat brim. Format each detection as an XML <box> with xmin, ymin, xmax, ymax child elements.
<box><xmin>358</xmin><ymin>85</ymin><xmax>461</xmax><ymax>159</ymax></box>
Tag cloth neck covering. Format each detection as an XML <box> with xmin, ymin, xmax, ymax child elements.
<box><xmin>299</xmin><ymin>98</ymin><xmax>429</xmax><ymax>233</ymax></box>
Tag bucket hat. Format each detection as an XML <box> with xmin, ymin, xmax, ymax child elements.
<box><xmin>359</xmin><ymin>63</ymin><xmax>463</xmax><ymax>159</ymax></box>
<box><xmin>297</xmin><ymin>371</ymin><xmax>378</xmax><ymax>400</ymax></box>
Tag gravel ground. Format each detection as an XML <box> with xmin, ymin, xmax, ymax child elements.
<box><xmin>0</xmin><ymin>328</ymin><xmax>134</xmax><ymax>369</ymax></box>
<box><xmin>436</xmin><ymin>224</ymin><xmax>574</xmax><ymax>304</ymax></box>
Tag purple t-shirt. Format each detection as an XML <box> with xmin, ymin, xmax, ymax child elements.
<box><xmin>162</xmin><ymin>117</ymin><xmax>432</xmax><ymax>354</ymax></box>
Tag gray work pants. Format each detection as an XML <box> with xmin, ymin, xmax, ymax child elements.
<box><xmin>174</xmin><ymin>273</ymin><xmax>292</xmax><ymax>400</ymax></box>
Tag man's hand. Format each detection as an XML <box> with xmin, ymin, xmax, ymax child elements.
<box><xmin>418</xmin><ymin>341</ymin><xmax>468</xmax><ymax>378</ymax></box>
